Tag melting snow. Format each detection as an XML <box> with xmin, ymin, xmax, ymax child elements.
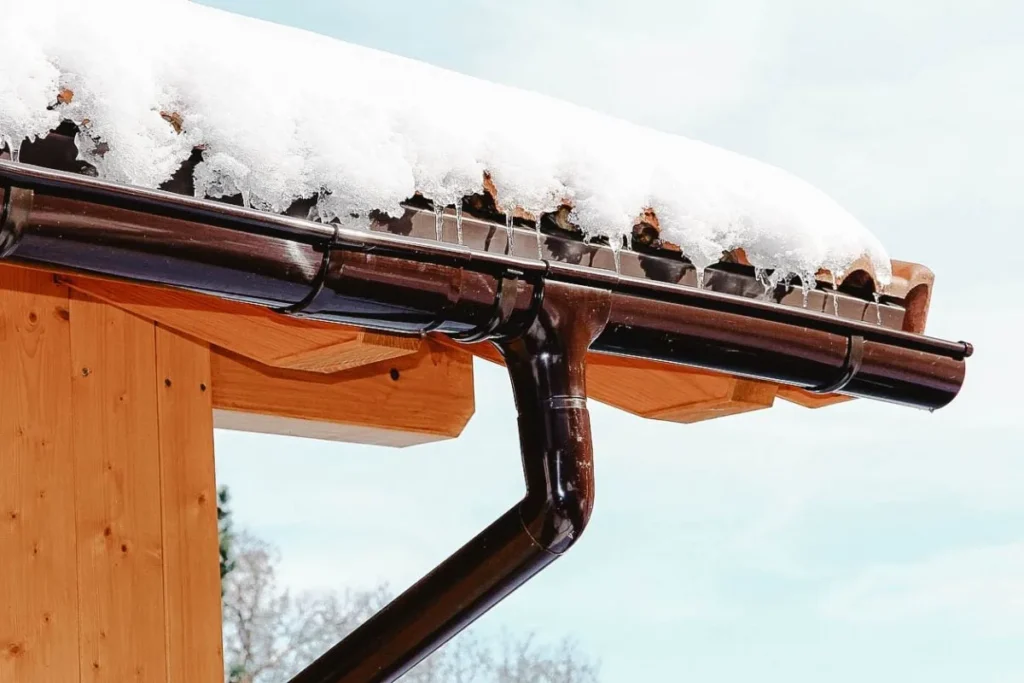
<box><xmin>0</xmin><ymin>0</ymin><xmax>892</xmax><ymax>287</ymax></box>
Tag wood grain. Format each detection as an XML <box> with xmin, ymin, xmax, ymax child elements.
<box><xmin>155</xmin><ymin>327</ymin><xmax>224</xmax><ymax>683</ymax></box>
<box><xmin>69</xmin><ymin>292</ymin><xmax>167</xmax><ymax>683</ymax></box>
<box><xmin>0</xmin><ymin>267</ymin><xmax>80</xmax><ymax>683</ymax></box>
<box><xmin>587</xmin><ymin>353</ymin><xmax>778</xmax><ymax>423</ymax></box>
<box><xmin>211</xmin><ymin>341</ymin><xmax>476</xmax><ymax>447</ymax></box>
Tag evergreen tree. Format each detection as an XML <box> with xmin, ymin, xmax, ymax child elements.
<box><xmin>218</xmin><ymin>486</ymin><xmax>237</xmax><ymax>585</ymax></box>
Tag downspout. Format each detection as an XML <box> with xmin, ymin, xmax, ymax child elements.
<box><xmin>289</xmin><ymin>282</ymin><xmax>611</xmax><ymax>683</ymax></box>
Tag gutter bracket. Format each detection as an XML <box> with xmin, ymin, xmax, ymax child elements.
<box><xmin>287</xmin><ymin>281</ymin><xmax>610</xmax><ymax>683</ymax></box>
<box><xmin>810</xmin><ymin>334</ymin><xmax>865</xmax><ymax>394</ymax></box>
<box><xmin>274</xmin><ymin>224</ymin><xmax>341</xmax><ymax>317</ymax></box>
<box><xmin>449</xmin><ymin>265</ymin><xmax>546</xmax><ymax>343</ymax></box>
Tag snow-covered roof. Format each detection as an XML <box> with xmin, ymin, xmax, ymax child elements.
<box><xmin>0</xmin><ymin>0</ymin><xmax>892</xmax><ymax>287</ymax></box>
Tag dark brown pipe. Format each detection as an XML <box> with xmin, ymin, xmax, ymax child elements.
<box><xmin>288</xmin><ymin>283</ymin><xmax>610</xmax><ymax>683</ymax></box>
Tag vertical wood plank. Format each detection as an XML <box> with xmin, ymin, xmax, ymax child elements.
<box><xmin>69</xmin><ymin>293</ymin><xmax>167</xmax><ymax>682</ymax></box>
<box><xmin>155</xmin><ymin>326</ymin><xmax>223</xmax><ymax>683</ymax></box>
<box><xmin>0</xmin><ymin>267</ymin><xmax>80</xmax><ymax>683</ymax></box>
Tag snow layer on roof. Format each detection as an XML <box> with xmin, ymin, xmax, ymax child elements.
<box><xmin>0</xmin><ymin>0</ymin><xmax>892</xmax><ymax>287</ymax></box>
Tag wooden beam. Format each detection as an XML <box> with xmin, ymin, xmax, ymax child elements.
<box><xmin>211</xmin><ymin>341</ymin><xmax>475</xmax><ymax>447</ymax></box>
<box><xmin>776</xmin><ymin>386</ymin><xmax>854</xmax><ymax>409</ymax></box>
<box><xmin>155</xmin><ymin>326</ymin><xmax>224</xmax><ymax>683</ymax></box>
<box><xmin>0</xmin><ymin>267</ymin><xmax>80</xmax><ymax>683</ymax></box>
<box><xmin>57</xmin><ymin>269</ymin><xmax>420</xmax><ymax>374</ymax></box>
<box><xmin>434</xmin><ymin>338</ymin><xmax>777</xmax><ymax>424</ymax></box>
<box><xmin>3</xmin><ymin>262</ymin><xmax>474</xmax><ymax>445</ymax></box>
<box><xmin>586</xmin><ymin>353</ymin><xmax>777</xmax><ymax>423</ymax></box>
<box><xmin>69</xmin><ymin>292</ymin><xmax>168</xmax><ymax>682</ymax></box>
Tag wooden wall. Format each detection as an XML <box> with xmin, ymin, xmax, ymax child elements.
<box><xmin>1</xmin><ymin>267</ymin><xmax>223</xmax><ymax>682</ymax></box>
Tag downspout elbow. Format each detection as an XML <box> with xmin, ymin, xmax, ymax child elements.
<box><xmin>517</xmin><ymin>393</ymin><xmax>596</xmax><ymax>555</ymax></box>
<box><xmin>499</xmin><ymin>282</ymin><xmax>611</xmax><ymax>556</ymax></box>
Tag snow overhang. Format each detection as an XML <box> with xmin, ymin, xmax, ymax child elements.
<box><xmin>0</xmin><ymin>0</ymin><xmax>971</xmax><ymax>415</ymax></box>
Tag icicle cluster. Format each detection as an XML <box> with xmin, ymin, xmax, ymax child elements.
<box><xmin>0</xmin><ymin>0</ymin><xmax>892</xmax><ymax>287</ymax></box>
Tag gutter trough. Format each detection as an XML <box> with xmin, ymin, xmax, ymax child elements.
<box><xmin>0</xmin><ymin>160</ymin><xmax>970</xmax><ymax>410</ymax></box>
<box><xmin>0</xmin><ymin>158</ymin><xmax>972</xmax><ymax>682</ymax></box>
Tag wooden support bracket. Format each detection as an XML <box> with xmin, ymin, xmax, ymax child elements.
<box><xmin>211</xmin><ymin>342</ymin><xmax>475</xmax><ymax>447</ymax></box>
<box><xmin>586</xmin><ymin>353</ymin><xmax>778</xmax><ymax>423</ymax></box>
<box><xmin>1</xmin><ymin>263</ymin><xmax>476</xmax><ymax>446</ymax></box>
<box><xmin>775</xmin><ymin>386</ymin><xmax>854</xmax><ymax>409</ymax></box>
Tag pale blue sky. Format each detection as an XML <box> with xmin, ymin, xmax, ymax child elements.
<box><xmin>208</xmin><ymin>1</ymin><xmax>1024</xmax><ymax>680</ymax></box>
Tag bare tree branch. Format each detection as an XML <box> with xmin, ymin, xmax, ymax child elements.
<box><xmin>222</xmin><ymin>532</ymin><xmax>599</xmax><ymax>683</ymax></box>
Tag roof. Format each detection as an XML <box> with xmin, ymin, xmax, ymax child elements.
<box><xmin>1</xmin><ymin>0</ymin><xmax>891</xmax><ymax>288</ymax></box>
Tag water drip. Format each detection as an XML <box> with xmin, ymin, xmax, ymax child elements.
<box><xmin>830</xmin><ymin>272</ymin><xmax>840</xmax><ymax>316</ymax></box>
<box><xmin>505</xmin><ymin>212</ymin><xmax>515</xmax><ymax>256</ymax></box>
<box><xmin>454</xmin><ymin>198</ymin><xmax>464</xmax><ymax>246</ymax></box>
<box><xmin>800</xmin><ymin>273</ymin><xmax>813</xmax><ymax>308</ymax></box>
<box><xmin>434</xmin><ymin>203</ymin><xmax>445</xmax><ymax>242</ymax></box>
<box><xmin>535</xmin><ymin>216</ymin><xmax>544</xmax><ymax>260</ymax></box>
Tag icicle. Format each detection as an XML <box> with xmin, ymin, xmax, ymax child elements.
<box><xmin>241</xmin><ymin>186</ymin><xmax>252</xmax><ymax>210</ymax></box>
<box><xmin>9</xmin><ymin>140</ymin><xmax>21</xmax><ymax>163</ymax></box>
<box><xmin>434</xmin><ymin>203</ymin><xmax>445</xmax><ymax>242</ymax></box>
<box><xmin>505</xmin><ymin>212</ymin><xmax>515</xmax><ymax>256</ymax></box>
<box><xmin>755</xmin><ymin>268</ymin><xmax>774</xmax><ymax>299</ymax></box>
<box><xmin>535</xmin><ymin>216</ymin><xmax>544</xmax><ymax>260</ymax></box>
<box><xmin>800</xmin><ymin>271</ymin><xmax>815</xmax><ymax>309</ymax></box>
<box><xmin>872</xmin><ymin>291</ymin><xmax>883</xmax><ymax>325</ymax></box>
<box><xmin>829</xmin><ymin>272</ymin><xmax>840</xmax><ymax>317</ymax></box>
<box><xmin>695</xmin><ymin>266</ymin><xmax>705</xmax><ymax>290</ymax></box>
<box><xmin>454</xmin><ymin>198</ymin><xmax>464</xmax><ymax>246</ymax></box>
<box><xmin>610</xmin><ymin>237</ymin><xmax>622</xmax><ymax>274</ymax></box>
